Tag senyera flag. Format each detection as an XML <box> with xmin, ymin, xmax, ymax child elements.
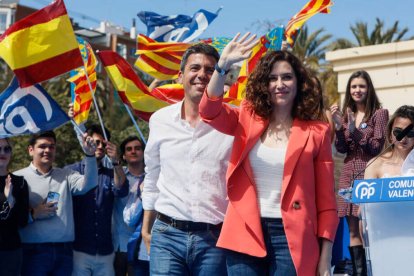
<box><xmin>0</xmin><ymin>77</ymin><xmax>70</xmax><ymax>138</ymax></box>
<box><xmin>285</xmin><ymin>0</ymin><xmax>333</xmax><ymax>47</ymax></box>
<box><xmin>135</xmin><ymin>34</ymin><xmax>190</xmax><ymax>80</ymax></box>
<box><xmin>0</xmin><ymin>0</ymin><xmax>83</xmax><ymax>88</ymax></box>
<box><xmin>97</xmin><ymin>50</ymin><xmax>169</xmax><ymax>121</ymax></box>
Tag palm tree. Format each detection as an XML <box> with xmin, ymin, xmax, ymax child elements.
<box><xmin>330</xmin><ymin>18</ymin><xmax>412</xmax><ymax>50</ymax></box>
<box><xmin>292</xmin><ymin>26</ymin><xmax>332</xmax><ymax>75</ymax></box>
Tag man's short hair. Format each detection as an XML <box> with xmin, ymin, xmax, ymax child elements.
<box><xmin>29</xmin><ymin>131</ymin><xmax>56</xmax><ymax>146</ymax></box>
<box><xmin>180</xmin><ymin>43</ymin><xmax>220</xmax><ymax>72</ymax></box>
<box><xmin>120</xmin><ymin>136</ymin><xmax>145</xmax><ymax>156</ymax></box>
<box><xmin>85</xmin><ymin>124</ymin><xmax>111</xmax><ymax>141</ymax></box>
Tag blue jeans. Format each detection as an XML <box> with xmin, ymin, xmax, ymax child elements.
<box><xmin>150</xmin><ymin>219</ymin><xmax>227</xmax><ymax>276</ymax></box>
<box><xmin>21</xmin><ymin>242</ymin><xmax>73</xmax><ymax>276</ymax></box>
<box><xmin>73</xmin><ymin>250</ymin><xmax>115</xmax><ymax>276</ymax></box>
<box><xmin>226</xmin><ymin>218</ymin><xmax>296</xmax><ymax>276</ymax></box>
<box><xmin>0</xmin><ymin>248</ymin><xmax>22</xmax><ymax>276</ymax></box>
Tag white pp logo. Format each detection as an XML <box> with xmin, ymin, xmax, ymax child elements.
<box><xmin>355</xmin><ymin>181</ymin><xmax>377</xmax><ymax>199</ymax></box>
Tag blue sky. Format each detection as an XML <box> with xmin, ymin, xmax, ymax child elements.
<box><xmin>20</xmin><ymin>0</ymin><xmax>414</xmax><ymax>43</ymax></box>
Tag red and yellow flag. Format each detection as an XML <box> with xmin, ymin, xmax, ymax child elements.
<box><xmin>0</xmin><ymin>0</ymin><xmax>83</xmax><ymax>88</ymax></box>
<box><xmin>97</xmin><ymin>50</ymin><xmax>169</xmax><ymax>121</ymax></box>
<box><xmin>151</xmin><ymin>83</ymin><xmax>184</xmax><ymax>104</ymax></box>
<box><xmin>67</xmin><ymin>39</ymin><xmax>97</xmax><ymax>125</ymax></box>
<box><xmin>285</xmin><ymin>0</ymin><xmax>333</xmax><ymax>47</ymax></box>
<box><xmin>135</xmin><ymin>34</ymin><xmax>190</xmax><ymax>80</ymax></box>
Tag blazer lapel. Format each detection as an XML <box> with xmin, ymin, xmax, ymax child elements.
<box><xmin>227</xmin><ymin>113</ymin><xmax>268</xmax><ymax>178</ymax></box>
<box><xmin>281</xmin><ymin>119</ymin><xmax>310</xmax><ymax>202</ymax></box>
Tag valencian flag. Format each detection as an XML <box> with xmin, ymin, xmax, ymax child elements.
<box><xmin>97</xmin><ymin>51</ymin><xmax>169</xmax><ymax>121</ymax></box>
<box><xmin>135</xmin><ymin>34</ymin><xmax>190</xmax><ymax>80</ymax></box>
<box><xmin>137</xmin><ymin>8</ymin><xmax>221</xmax><ymax>42</ymax></box>
<box><xmin>0</xmin><ymin>78</ymin><xmax>70</xmax><ymax>138</ymax></box>
<box><xmin>67</xmin><ymin>37</ymin><xmax>97</xmax><ymax>125</ymax></box>
<box><xmin>0</xmin><ymin>0</ymin><xmax>83</xmax><ymax>88</ymax></box>
<box><xmin>285</xmin><ymin>0</ymin><xmax>333</xmax><ymax>47</ymax></box>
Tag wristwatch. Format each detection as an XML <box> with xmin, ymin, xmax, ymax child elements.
<box><xmin>214</xmin><ymin>63</ymin><xmax>230</xmax><ymax>76</ymax></box>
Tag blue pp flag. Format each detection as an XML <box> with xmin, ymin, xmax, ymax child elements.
<box><xmin>137</xmin><ymin>8</ymin><xmax>221</xmax><ymax>42</ymax></box>
<box><xmin>0</xmin><ymin>77</ymin><xmax>70</xmax><ymax>138</ymax></box>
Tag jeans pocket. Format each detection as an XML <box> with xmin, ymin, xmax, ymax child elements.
<box><xmin>151</xmin><ymin>219</ymin><xmax>170</xmax><ymax>234</ymax></box>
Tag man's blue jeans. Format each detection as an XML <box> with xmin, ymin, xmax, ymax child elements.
<box><xmin>226</xmin><ymin>218</ymin><xmax>296</xmax><ymax>276</ymax></box>
<box><xmin>150</xmin><ymin>219</ymin><xmax>227</xmax><ymax>276</ymax></box>
<box><xmin>21</xmin><ymin>242</ymin><xmax>73</xmax><ymax>276</ymax></box>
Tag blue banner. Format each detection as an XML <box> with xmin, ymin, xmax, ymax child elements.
<box><xmin>0</xmin><ymin>77</ymin><xmax>70</xmax><ymax>138</ymax></box>
<box><xmin>137</xmin><ymin>8</ymin><xmax>221</xmax><ymax>42</ymax></box>
<box><xmin>352</xmin><ymin>176</ymin><xmax>414</xmax><ymax>203</ymax></box>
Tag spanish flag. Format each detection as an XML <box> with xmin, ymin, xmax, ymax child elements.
<box><xmin>0</xmin><ymin>0</ymin><xmax>83</xmax><ymax>88</ymax></box>
<box><xmin>97</xmin><ymin>51</ymin><xmax>169</xmax><ymax>121</ymax></box>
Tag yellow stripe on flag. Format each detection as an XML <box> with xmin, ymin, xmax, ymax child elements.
<box><xmin>0</xmin><ymin>14</ymin><xmax>78</xmax><ymax>69</ymax></box>
<box><xmin>105</xmin><ymin>65</ymin><xmax>168</xmax><ymax>112</ymax></box>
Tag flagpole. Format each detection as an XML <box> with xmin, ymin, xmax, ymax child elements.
<box><xmin>70</xmin><ymin>119</ymin><xmax>85</xmax><ymax>135</ymax></box>
<box><xmin>83</xmin><ymin>65</ymin><xmax>109</xmax><ymax>141</ymax></box>
<box><xmin>123</xmin><ymin>103</ymin><xmax>147</xmax><ymax>145</ymax></box>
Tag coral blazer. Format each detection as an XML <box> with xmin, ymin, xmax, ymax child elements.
<box><xmin>199</xmin><ymin>94</ymin><xmax>339</xmax><ymax>276</ymax></box>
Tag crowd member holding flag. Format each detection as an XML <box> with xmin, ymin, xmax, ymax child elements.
<box><xmin>16</xmin><ymin>131</ymin><xmax>98</xmax><ymax>276</ymax></box>
<box><xmin>199</xmin><ymin>33</ymin><xmax>338</xmax><ymax>276</ymax></box>
<box><xmin>65</xmin><ymin>124</ymin><xmax>128</xmax><ymax>276</ymax></box>
<box><xmin>141</xmin><ymin>43</ymin><xmax>235</xmax><ymax>275</ymax></box>
<box><xmin>330</xmin><ymin>70</ymin><xmax>388</xmax><ymax>276</ymax></box>
<box><xmin>0</xmin><ymin>138</ymin><xmax>29</xmax><ymax>276</ymax></box>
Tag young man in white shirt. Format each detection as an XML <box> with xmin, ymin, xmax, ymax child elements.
<box><xmin>141</xmin><ymin>44</ymin><xmax>233</xmax><ymax>275</ymax></box>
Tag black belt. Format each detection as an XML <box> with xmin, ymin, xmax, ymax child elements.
<box><xmin>157</xmin><ymin>213</ymin><xmax>222</xmax><ymax>232</ymax></box>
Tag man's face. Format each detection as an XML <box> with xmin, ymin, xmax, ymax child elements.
<box><xmin>177</xmin><ymin>53</ymin><xmax>216</xmax><ymax>104</ymax></box>
<box><xmin>123</xmin><ymin>140</ymin><xmax>144</xmax><ymax>166</ymax></box>
<box><xmin>92</xmin><ymin>133</ymin><xmax>106</xmax><ymax>160</ymax></box>
<box><xmin>29</xmin><ymin>137</ymin><xmax>56</xmax><ymax>168</ymax></box>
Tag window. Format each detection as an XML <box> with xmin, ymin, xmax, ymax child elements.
<box><xmin>0</xmin><ymin>12</ymin><xmax>7</xmax><ymax>33</ymax></box>
<box><xmin>116</xmin><ymin>43</ymin><xmax>127</xmax><ymax>59</ymax></box>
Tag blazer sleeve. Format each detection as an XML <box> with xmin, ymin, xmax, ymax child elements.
<box><xmin>199</xmin><ymin>90</ymin><xmax>240</xmax><ymax>136</ymax></box>
<box><xmin>314</xmin><ymin>125</ymin><xmax>339</xmax><ymax>241</ymax></box>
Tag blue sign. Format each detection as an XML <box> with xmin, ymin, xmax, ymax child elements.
<box><xmin>352</xmin><ymin>176</ymin><xmax>414</xmax><ymax>203</ymax></box>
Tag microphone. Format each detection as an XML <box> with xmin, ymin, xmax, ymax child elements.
<box><xmin>396</xmin><ymin>124</ymin><xmax>414</xmax><ymax>141</ymax></box>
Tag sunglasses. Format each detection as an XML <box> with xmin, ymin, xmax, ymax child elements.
<box><xmin>126</xmin><ymin>146</ymin><xmax>142</xmax><ymax>152</ymax></box>
<box><xmin>94</xmin><ymin>140</ymin><xmax>107</xmax><ymax>147</ymax></box>
<box><xmin>393</xmin><ymin>128</ymin><xmax>414</xmax><ymax>139</ymax></box>
<box><xmin>0</xmin><ymin>146</ymin><xmax>12</xmax><ymax>154</ymax></box>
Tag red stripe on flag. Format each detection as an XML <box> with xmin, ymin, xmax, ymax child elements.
<box><xmin>139</xmin><ymin>54</ymin><xmax>178</xmax><ymax>75</ymax></box>
<box><xmin>154</xmin><ymin>52</ymin><xmax>183</xmax><ymax>64</ymax></box>
<box><xmin>133</xmin><ymin>110</ymin><xmax>153</xmax><ymax>122</ymax></box>
<box><xmin>0</xmin><ymin>0</ymin><xmax>67</xmax><ymax>42</ymax></box>
<box><xmin>14</xmin><ymin>48</ymin><xmax>83</xmax><ymax>88</ymax></box>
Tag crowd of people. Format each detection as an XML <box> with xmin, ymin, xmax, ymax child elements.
<box><xmin>0</xmin><ymin>32</ymin><xmax>413</xmax><ymax>276</ymax></box>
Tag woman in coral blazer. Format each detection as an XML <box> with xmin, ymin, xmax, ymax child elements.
<box><xmin>199</xmin><ymin>34</ymin><xmax>338</xmax><ymax>276</ymax></box>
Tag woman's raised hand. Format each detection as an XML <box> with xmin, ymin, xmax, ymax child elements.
<box><xmin>219</xmin><ymin>32</ymin><xmax>259</xmax><ymax>70</ymax></box>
